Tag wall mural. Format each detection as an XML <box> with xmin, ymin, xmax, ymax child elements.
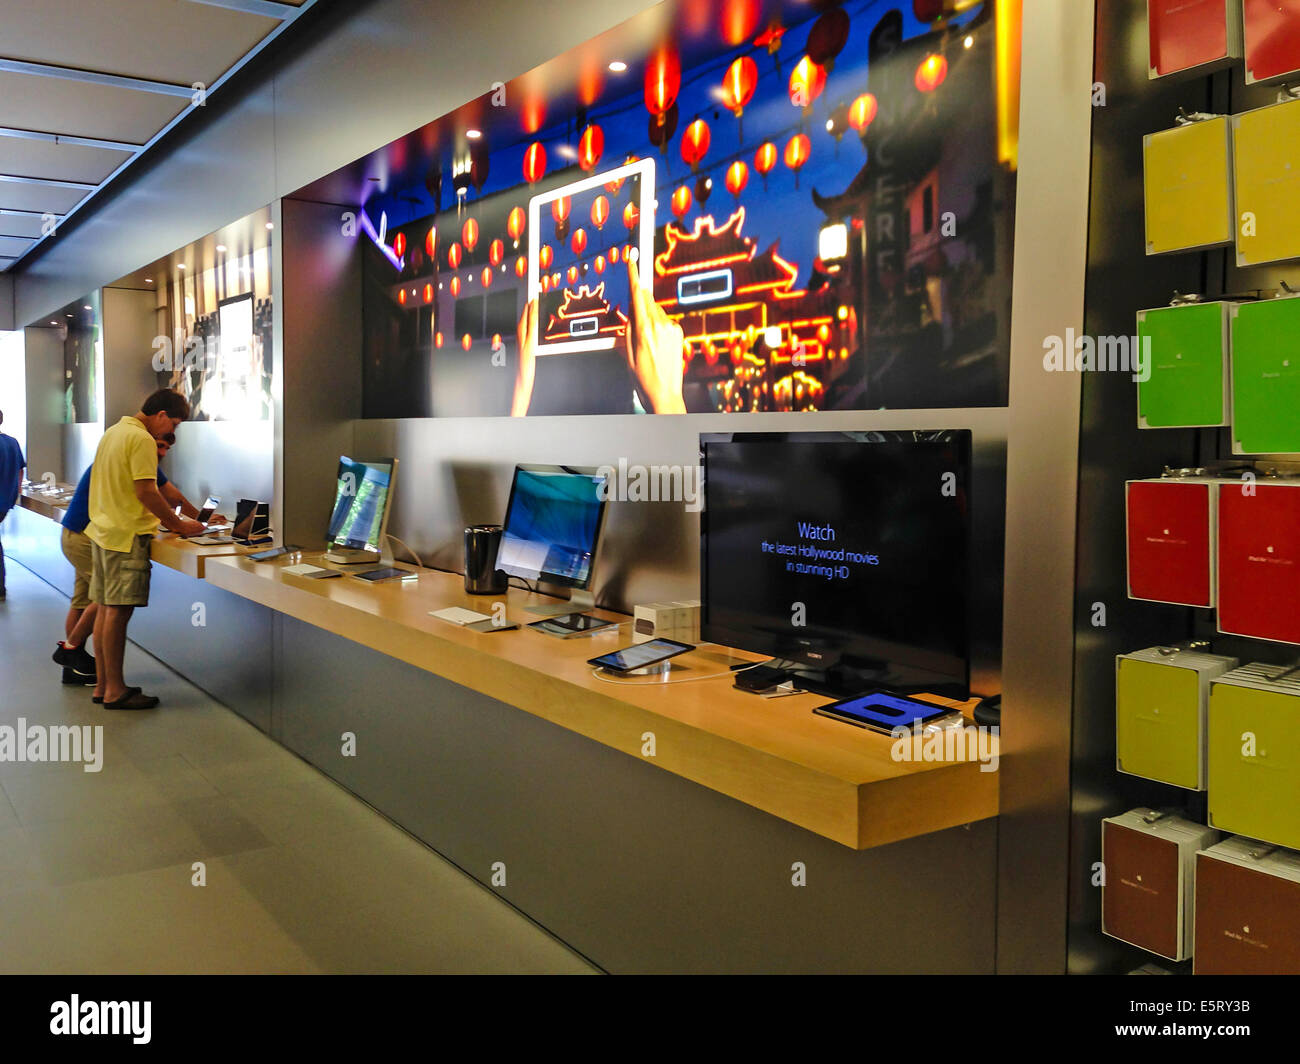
<box><xmin>358</xmin><ymin>0</ymin><xmax>1018</xmax><ymax>418</ymax></box>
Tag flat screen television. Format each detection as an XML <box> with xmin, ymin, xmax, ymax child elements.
<box><xmin>496</xmin><ymin>464</ymin><xmax>608</xmax><ymax>591</ymax></box>
<box><xmin>699</xmin><ymin>430</ymin><xmax>972</xmax><ymax>699</ymax></box>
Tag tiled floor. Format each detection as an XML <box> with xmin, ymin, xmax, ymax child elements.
<box><xmin>0</xmin><ymin>561</ymin><xmax>597</xmax><ymax>974</ymax></box>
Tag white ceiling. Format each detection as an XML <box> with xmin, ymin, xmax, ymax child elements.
<box><xmin>0</xmin><ymin>0</ymin><xmax>315</xmax><ymax>273</ymax></box>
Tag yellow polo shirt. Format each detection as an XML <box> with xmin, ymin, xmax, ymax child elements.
<box><xmin>86</xmin><ymin>416</ymin><xmax>160</xmax><ymax>553</ymax></box>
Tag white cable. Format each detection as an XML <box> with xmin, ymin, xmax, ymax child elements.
<box><xmin>383</xmin><ymin>533</ymin><xmax>425</xmax><ymax>569</ymax></box>
<box><xmin>589</xmin><ymin>660</ymin><xmax>767</xmax><ymax>687</ymax></box>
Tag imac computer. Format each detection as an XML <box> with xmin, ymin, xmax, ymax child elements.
<box><xmin>700</xmin><ymin>430</ymin><xmax>972</xmax><ymax>699</ymax></box>
<box><xmin>496</xmin><ymin>464</ymin><xmax>609</xmax><ymax>608</ymax></box>
<box><xmin>324</xmin><ymin>456</ymin><xmax>399</xmax><ymax>564</ymax></box>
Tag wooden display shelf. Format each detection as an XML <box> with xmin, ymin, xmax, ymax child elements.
<box><xmin>148</xmin><ymin>533</ymin><xmax>264</xmax><ymax>579</ymax></box>
<box><xmin>205</xmin><ymin>553</ymin><xmax>998</xmax><ymax>850</ymax></box>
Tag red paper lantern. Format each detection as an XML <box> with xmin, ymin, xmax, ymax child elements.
<box><xmin>398</xmin><ymin>288</ymin><xmax>407</xmax><ymax>305</ymax></box>
<box><xmin>784</xmin><ymin>133</ymin><xmax>811</xmax><ymax>187</ymax></box>
<box><xmin>915</xmin><ymin>53</ymin><xmax>948</xmax><ymax>93</ymax></box>
<box><xmin>725</xmin><ymin>160</ymin><xmax>749</xmax><ymax>198</ymax></box>
<box><xmin>551</xmin><ymin>196</ymin><xmax>571</xmax><ymax>224</ymax></box>
<box><xmin>462</xmin><ymin>333</ymin><xmax>472</xmax><ymax>351</ymax></box>
<box><xmin>721</xmin><ymin>0</ymin><xmax>761</xmax><ymax>46</ymax></box>
<box><xmin>393</xmin><ymin>231</ymin><xmax>406</xmax><ymax>258</ymax></box>
<box><xmin>591</xmin><ymin>195</ymin><xmax>610</xmax><ymax>230</ymax></box>
<box><xmin>482</xmin><ymin>267</ymin><xmax>493</xmax><ymax>288</ymax></box>
<box><xmin>789</xmin><ymin>56</ymin><xmax>826</xmax><ymax>111</ymax></box>
<box><xmin>848</xmin><ymin>93</ymin><xmax>879</xmax><ymax>133</ymax></box>
<box><xmin>462</xmin><ymin>217</ymin><xmax>479</xmax><ymax>253</ymax></box>
<box><xmin>541</xmin><ymin>275</ymin><xmax>550</xmax><ymax>292</ymax></box>
<box><xmin>806</xmin><ymin>9</ymin><xmax>850</xmax><ymax>71</ymax></box>
<box><xmin>507</xmin><ymin>206</ymin><xmax>526</xmax><ymax>242</ymax></box>
<box><xmin>435</xmin><ymin>331</ymin><xmax>444</xmax><ymax>348</ymax></box>
<box><xmin>523</xmin><ymin>142</ymin><xmax>547</xmax><ymax>184</ymax></box>
<box><xmin>755</xmin><ymin>141</ymin><xmax>778</xmax><ymax>176</ymax></box>
<box><xmin>644</xmin><ymin>45</ymin><xmax>682</xmax><ymax>126</ymax></box>
<box><xmin>623</xmin><ymin>202</ymin><xmax>640</xmax><ymax>230</ymax></box>
<box><xmin>515</xmin><ymin>256</ymin><xmax>527</xmax><ymax>278</ymax></box>
<box><xmin>578</xmin><ymin>124</ymin><xmax>604</xmax><ymax>172</ymax></box>
<box><xmin>552</xmin><ymin>272</ymin><xmax>561</xmax><ymax>287</ymax></box>
<box><xmin>450</xmin><ymin>276</ymin><xmax>461</xmax><ymax>297</ymax></box>
<box><xmin>571</xmin><ymin>228</ymin><xmax>587</xmax><ymax>256</ymax></box>
<box><xmin>754</xmin><ymin>19</ymin><xmax>786</xmax><ymax>56</ymax></box>
<box><xmin>423</xmin><ymin>283</ymin><xmax>433</xmax><ymax>303</ymax></box>
<box><xmin>425</xmin><ymin>227</ymin><xmax>436</xmax><ymax>257</ymax></box>
<box><xmin>568</xmin><ymin>266</ymin><xmax>579</xmax><ymax>283</ymax></box>
<box><xmin>671</xmin><ymin>185</ymin><xmax>693</xmax><ymax>218</ymax></box>
<box><xmin>721</xmin><ymin>56</ymin><xmax>758</xmax><ymax>117</ymax></box>
<box><xmin>539</xmin><ymin>244</ymin><xmax>553</xmax><ymax>270</ymax></box>
<box><xmin>595</xmin><ymin>254</ymin><xmax>607</xmax><ymax>274</ymax></box>
<box><xmin>489</xmin><ymin>239</ymin><xmax>504</xmax><ymax>267</ymax></box>
<box><xmin>610</xmin><ymin>245</ymin><xmax>621</xmax><ymax>264</ymax></box>
<box><xmin>681</xmin><ymin>118</ymin><xmax>711</xmax><ymax>171</ymax></box>
<box><xmin>447</xmin><ymin>242</ymin><xmax>463</xmax><ymax>269</ymax></box>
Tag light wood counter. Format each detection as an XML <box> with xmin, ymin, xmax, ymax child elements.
<box><xmin>148</xmin><ymin>533</ymin><xmax>264</xmax><ymax>579</ymax></box>
<box><xmin>205</xmin><ymin>553</ymin><xmax>998</xmax><ymax>849</ymax></box>
<box><xmin>19</xmin><ymin>484</ymin><xmax>74</xmax><ymax>522</ymax></box>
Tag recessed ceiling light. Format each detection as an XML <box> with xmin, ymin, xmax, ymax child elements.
<box><xmin>83</xmin><ymin>304</ymin><xmax>91</xmax><ymax>310</ymax></box>
<box><xmin>65</xmin><ymin>312</ymin><xmax>72</xmax><ymax>317</ymax></box>
<box><xmin>49</xmin><ymin>321</ymin><xmax>57</xmax><ymax>325</ymax></box>
<box><xmin>265</xmin><ymin>222</ymin><xmax>274</xmax><ymax>230</ymax></box>
<box><xmin>466</xmin><ymin>129</ymin><xmax>482</xmax><ymax>140</ymax></box>
<box><xmin>216</xmin><ymin>244</ymin><xmax>227</xmax><ymax>252</ymax></box>
<box><xmin>964</xmin><ymin>35</ymin><xmax>974</xmax><ymax>48</ymax></box>
<box><xmin>145</xmin><ymin>277</ymin><xmax>153</xmax><ymax>283</ymax></box>
<box><xmin>608</xmin><ymin>60</ymin><xmax>628</xmax><ymax>73</ymax></box>
<box><xmin>177</xmin><ymin>263</ymin><xmax>186</xmax><ymax>270</ymax></box>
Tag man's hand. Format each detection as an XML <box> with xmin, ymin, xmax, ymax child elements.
<box><xmin>624</xmin><ymin>257</ymin><xmax>686</xmax><ymax>414</ymax></box>
<box><xmin>135</xmin><ymin>479</ymin><xmax>204</xmax><ymax>535</ymax></box>
<box><xmin>511</xmin><ymin>298</ymin><xmax>538</xmax><ymax>417</ymax></box>
<box><xmin>175</xmin><ymin>518</ymin><xmax>206</xmax><ymax>536</ymax></box>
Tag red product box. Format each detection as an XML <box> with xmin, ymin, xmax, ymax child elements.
<box><xmin>1217</xmin><ymin>482</ymin><xmax>1300</xmax><ymax>644</ymax></box>
<box><xmin>1127</xmin><ymin>478</ymin><xmax>1217</xmax><ymax>608</ymax></box>
<box><xmin>1148</xmin><ymin>0</ymin><xmax>1242</xmax><ymax>78</ymax></box>
<box><xmin>1244</xmin><ymin>0</ymin><xmax>1300</xmax><ymax>83</ymax></box>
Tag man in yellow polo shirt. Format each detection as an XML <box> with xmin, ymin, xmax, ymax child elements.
<box><xmin>86</xmin><ymin>389</ymin><xmax>205</xmax><ymax>709</ymax></box>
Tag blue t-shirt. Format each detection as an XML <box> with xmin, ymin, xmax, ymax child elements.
<box><xmin>0</xmin><ymin>433</ymin><xmax>25</xmax><ymax>519</ymax></box>
<box><xmin>62</xmin><ymin>462</ymin><xmax>169</xmax><ymax>534</ymax></box>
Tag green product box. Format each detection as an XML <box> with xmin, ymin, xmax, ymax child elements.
<box><xmin>1137</xmin><ymin>302</ymin><xmax>1231</xmax><ymax>429</ymax></box>
<box><xmin>1209</xmin><ymin>664</ymin><xmax>1300</xmax><ymax>849</ymax></box>
<box><xmin>1231</xmin><ymin>297</ymin><xmax>1300</xmax><ymax>454</ymax></box>
<box><xmin>1116</xmin><ymin>647</ymin><xmax>1237</xmax><ymax>790</ymax></box>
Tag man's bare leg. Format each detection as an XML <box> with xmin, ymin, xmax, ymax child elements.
<box><xmin>98</xmin><ymin>604</ymin><xmax>134</xmax><ymax>702</ymax></box>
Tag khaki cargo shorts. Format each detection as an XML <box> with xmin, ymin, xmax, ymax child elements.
<box><xmin>90</xmin><ymin>534</ymin><xmax>153</xmax><ymax>607</ymax></box>
<box><xmin>60</xmin><ymin>527</ymin><xmax>95</xmax><ymax>609</ymax></box>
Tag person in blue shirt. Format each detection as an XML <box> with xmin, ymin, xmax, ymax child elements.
<box><xmin>53</xmin><ymin>432</ymin><xmax>219</xmax><ymax>683</ymax></box>
<box><xmin>0</xmin><ymin>410</ymin><xmax>26</xmax><ymax>601</ymax></box>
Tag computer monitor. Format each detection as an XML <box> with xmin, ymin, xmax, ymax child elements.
<box><xmin>496</xmin><ymin>465</ymin><xmax>608</xmax><ymax>601</ymax></box>
<box><xmin>323</xmin><ymin>456</ymin><xmax>399</xmax><ymax>564</ymax></box>
<box><xmin>700</xmin><ymin>430</ymin><xmax>972</xmax><ymax>699</ymax></box>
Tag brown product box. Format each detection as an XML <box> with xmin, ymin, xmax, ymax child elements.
<box><xmin>1194</xmin><ymin>836</ymin><xmax>1300</xmax><ymax>974</ymax></box>
<box><xmin>1102</xmin><ymin>808</ymin><xmax>1220</xmax><ymax>962</ymax></box>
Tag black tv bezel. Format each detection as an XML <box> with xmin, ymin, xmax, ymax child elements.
<box><xmin>698</xmin><ymin>429</ymin><xmax>973</xmax><ymax>698</ymax></box>
<box><xmin>498</xmin><ymin>463</ymin><xmax>609</xmax><ymax>591</ymax></box>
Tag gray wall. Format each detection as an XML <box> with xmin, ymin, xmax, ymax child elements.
<box><xmin>22</xmin><ymin>326</ymin><xmax>63</xmax><ymax>483</ymax></box>
<box><xmin>0</xmin><ymin>275</ymin><xmax>12</xmax><ymax>332</ymax></box>
<box><xmin>102</xmin><ymin>287</ymin><xmax>159</xmax><ymax>426</ymax></box>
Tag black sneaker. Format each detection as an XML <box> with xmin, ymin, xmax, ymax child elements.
<box><xmin>53</xmin><ymin>642</ymin><xmax>96</xmax><ymax>676</ymax></box>
<box><xmin>62</xmin><ymin>667</ymin><xmax>96</xmax><ymax>686</ymax></box>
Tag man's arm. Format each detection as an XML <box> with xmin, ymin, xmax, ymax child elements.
<box><xmin>134</xmin><ymin>479</ymin><xmax>204</xmax><ymax>535</ymax></box>
<box><xmin>159</xmin><ymin>479</ymin><xmax>199</xmax><ymax>518</ymax></box>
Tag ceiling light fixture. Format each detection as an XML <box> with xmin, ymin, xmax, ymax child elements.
<box><xmin>216</xmin><ymin>244</ymin><xmax>227</xmax><ymax>252</ymax></box>
<box><xmin>466</xmin><ymin>129</ymin><xmax>482</xmax><ymax>140</ymax></box>
<box><xmin>608</xmin><ymin>61</ymin><xmax>628</xmax><ymax>73</ymax></box>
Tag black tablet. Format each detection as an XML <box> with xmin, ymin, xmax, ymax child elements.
<box><xmin>588</xmin><ymin>638</ymin><xmax>694</xmax><ymax>674</ymax></box>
